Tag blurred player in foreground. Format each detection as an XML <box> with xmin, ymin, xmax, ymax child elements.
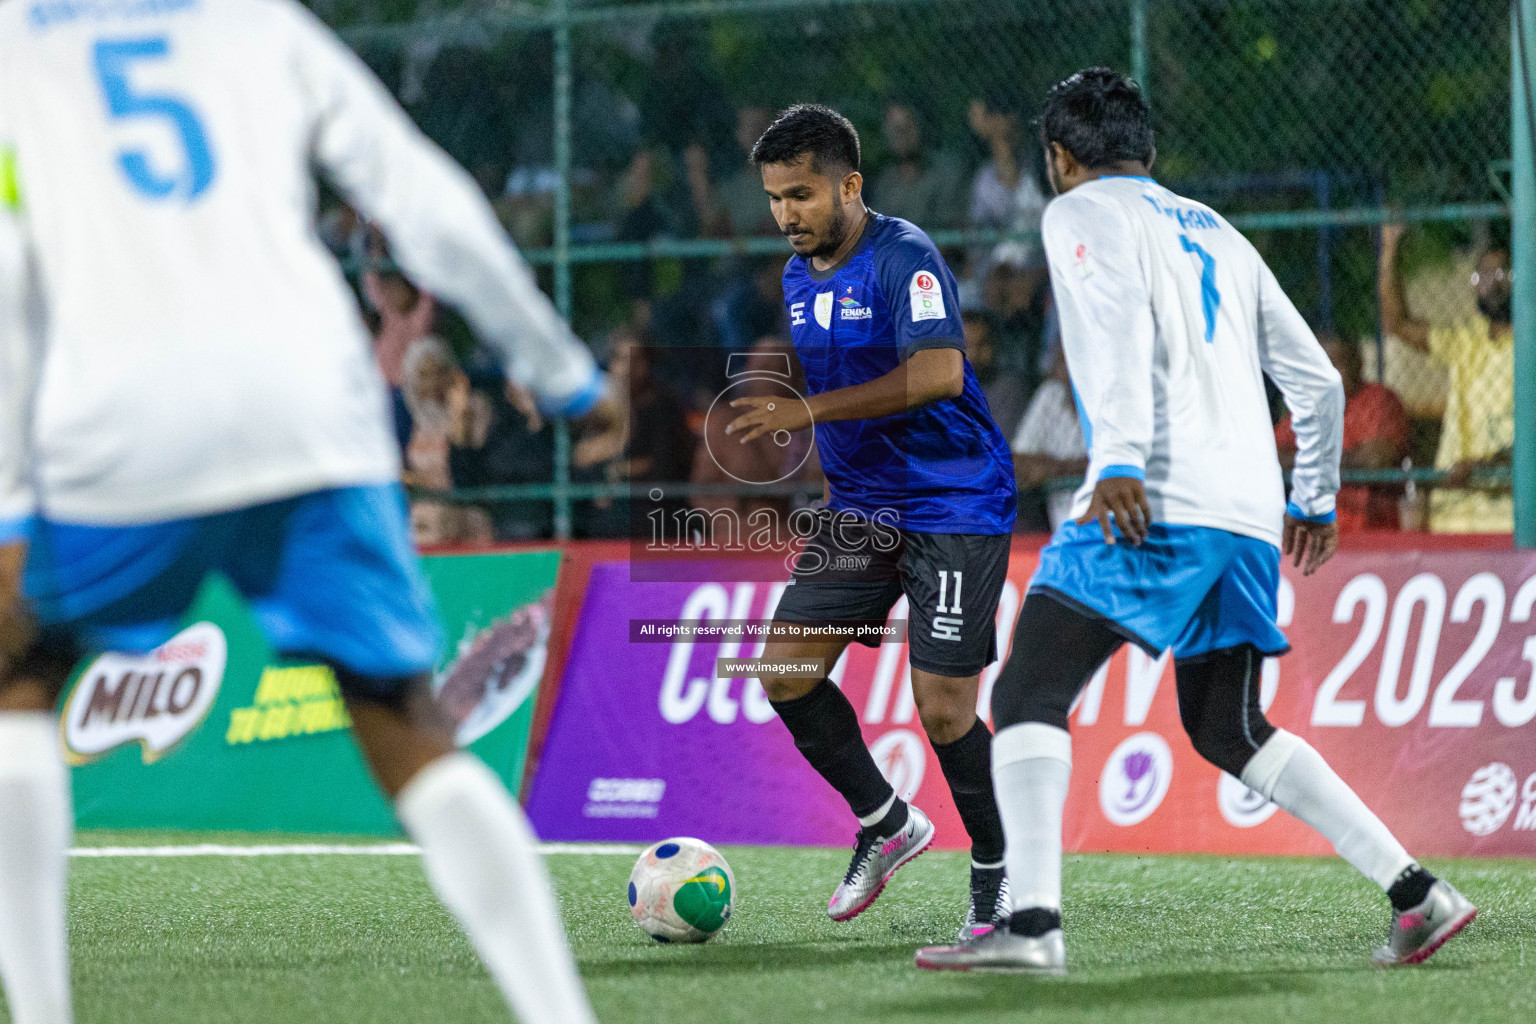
<box><xmin>916</xmin><ymin>68</ymin><xmax>1475</xmax><ymax>974</ymax></box>
<box><xmin>730</xmin><ymin>106</ymin><xmax>1018</xmax><ymax>937</ymax></box>
<box><xmin>0</xmin><ymin>1</ymin><xmax>610</xmax><ymax>1021</ymax></box>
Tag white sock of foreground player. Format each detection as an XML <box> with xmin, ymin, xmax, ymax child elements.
<box><xmin>397</xmin><ymin>752</ymin><xmax>596</xmax><ymax>1024</ymax></box>
<box><xmin>991</xmin><ymin>723</ymin><xmax>1073</xmax><ymax>919</ymax></box>
<box><xmin>0</xmin><ymin>713</ymin><xmax>73</xmax><ymax>1024</ymax></box>
<box><xmin>1242</xmin><ymin>729</ymin><xmax>1416</xmax><ymax>889</ymax></box>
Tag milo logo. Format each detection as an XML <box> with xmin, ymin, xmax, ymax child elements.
<box><xmin>62</xmin><ymin>622</ymin><xmax>227</xmax><ymax>765</ymax></box>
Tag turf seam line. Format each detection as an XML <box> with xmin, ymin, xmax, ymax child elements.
<box><xmin>68</xmin><ymin>843</ymin><xmax>644</xmax><ymax>857</ymax></box>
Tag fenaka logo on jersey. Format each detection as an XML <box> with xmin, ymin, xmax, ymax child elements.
<box><xmin>838</xmin><ymin>286</ymin><xmax>872</xmax><ymax>321</ymax></box>
<box><xmin>909</xmin><ymin>271</ymin><xmax>946</xmax><ymax>322</ymax></box>
<box><xmin>814</xmin><ymin>292</ymin><xmax>834</xmax><ymax>330</ymax></box>
<box><xmin>61</xmin><ymin>623</ymin><xmax>227</xmax><ymax>766</ymax></box>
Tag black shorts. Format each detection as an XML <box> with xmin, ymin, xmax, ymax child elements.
<box><xmin>772</xmin><ymin>509</ymin><xmax>1011</xmax><ymax>677</ymax></box>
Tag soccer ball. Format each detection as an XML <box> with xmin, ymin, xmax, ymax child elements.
<box><xmin>628</xmin><ymin>838</ymin><xmax>735</xmax><ymax>943</ymax></box>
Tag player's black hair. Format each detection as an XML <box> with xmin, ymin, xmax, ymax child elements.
<box><xmin>1037</xmin><ymin>67</ymin><xmax>1154</xmax><ymax>169</ymax></box>
<box><xmin>750</xmin><ymin>104</ymin><xmax>861</xmax><ymax>176</ymax></box>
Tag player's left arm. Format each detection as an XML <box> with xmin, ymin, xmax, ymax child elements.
<box><xmin>1255</xmin><ymin>257</ymin><xmax>1344</xmax><ymax>575</ymax></box>
<box><xmin>728</xmin><ymin>231</ymin><xmax>967</xmax><ymax>440</ymax></box>
<box><xmin>726</xmin><ymin>347</ymin><xmax>962</xmax><ymax>440</ymax></box>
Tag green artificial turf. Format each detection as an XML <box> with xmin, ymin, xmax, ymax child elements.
<box><xmin>41</xmin><ymin>833</ymin><xmax>1536</xmax><ymax>1023</ymax></box>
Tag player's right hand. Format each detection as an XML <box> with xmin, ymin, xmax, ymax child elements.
<box><xmin>1077</xmin><ymin>476</ymin><xmax>1151</xmax><ymax>546</ymax></box>
<box><xmin>1282</xmin><ymin>515</ymin><xmax>1338</xmax><ymax>576</ymax></box>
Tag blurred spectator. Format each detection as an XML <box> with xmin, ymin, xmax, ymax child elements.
<box><xmin>870</xmin><ymin>103</ymin><xmax>966</xmax><ymax>229</ymax></box>
<box><xmin>447</xmin><ymin>372</ymin><xmax>556</xmax><ymax>540</ymax></box>
<box><xmin>401</xmin><ymin>336</ymin><xmax>496</xmax><ymax>547</ymax></box>
<box><xmin>966</xmin><ymin>93</ymin><xmax>1048</xmax><ymax>279</ymax></box>
<box><xmin>713</xmin><ymin>258</ymin><xmax>787</xmax><ymax>352</ymax></box>
<box><xmin>1274</xmin><ymin>334</ymin><xmax>1409</xmax><ymax>533</ymax></box>
<box><xmin>638</xmin><ymin>28</ymin><xmax>736</xmax><ymax>160</ymax></box>
<box><xmin>982</xmin><ymin>260</ymin><xmax>1048</xmax><ymax>387</ymax></box>
<box><xmin>400</xmin><ymin>336</ymin><xmax>457</xmax><ymax>492</ymax></box>
<box><xmin>1380</xmin><ymin>225</ymin><xmax>1513</xmax><ymax>533</ymax></box>
<box><xmin>363</xmin><ymin>271</ymin><xmax>433</xmax><ymax>387</ymax></box>
<box><xmin>964</xmin><ymin>309</ymin><xmax>1028</xmax><ymax>440</ymax></box>
<box><xmin>1011</xmin><ymin>345</ymin><xmax>1087</xmax><ymax>533</ymax></box>
<box><xmin>611</xmin><ymin>329</ymin><xmax>695</xmax><ymax>486</ymax></box>
<box><xmin>411</xmin><ymin>500</ymin><xmax>495</xmax><ymax>549</ymax></box>
<box><xmin>364</xmin><ymin>269</ymin><xmax>436</xmax><ymax>452</ymax></box>
<box><xmin>572</xmin><ymin>327</ymin><xmax>695</xmax><ymax>536</ymax></box>
<box><xmin>689</xmin><ymin>107</ymin><xmax>778</xmax><ymax>238</ymax></box>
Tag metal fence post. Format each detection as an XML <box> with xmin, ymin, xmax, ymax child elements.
<box><xmin>552</xmin><ymin>0</ymin><xmax>575</xmax><ymax>540</ymax></box>
<box><xmin>1514</xmin><ymin>0</ymin><xmax>1536</xmax><ymax>547</ymax></box>
<box><xmin>1131</xmin><ymin>0</ymin><xmax>1149</xmax><ymax>101</ymax></box>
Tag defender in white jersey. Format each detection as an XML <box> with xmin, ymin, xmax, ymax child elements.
<box><xmin>917</xmin><ymin>68</ymin><xmax>1474</xmax><ymax>975</ymax></box>
<box><xmin>0</xmin><ymin>1</ymin><xmax>606</xmax><ymax>1021</ymax></box>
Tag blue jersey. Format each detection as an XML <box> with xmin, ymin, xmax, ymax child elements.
<box><xmin>783</xmin><ymin>214</ymin><xmax>1016</xmax><ymax>535</ymax></box>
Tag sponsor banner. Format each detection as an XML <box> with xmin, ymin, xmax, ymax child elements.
<box><xmin>66</xmin><ymin>550</ymin><xmax>560</xmax><ymax>834</ymax></box>
<box><xmin>527</xmin><ymin>546</ymin><xmax>1536</xmax><ymax>857</ymax></box>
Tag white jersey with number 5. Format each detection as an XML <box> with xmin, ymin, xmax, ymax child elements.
<box><xmin>1041</xmin><ymin>175</ymin><xmax>1343</xmax><ymax>547</ymax></box>
<box><xmin>0</xmin><ymin>0</ymin><xmax>599</xmax><ymax>529</ymax></box>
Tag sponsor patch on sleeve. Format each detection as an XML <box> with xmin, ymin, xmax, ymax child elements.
<box><xmin>909</xmin><ymin>270</ymin><xmax>946</xmax><ymax>322</ymax></box>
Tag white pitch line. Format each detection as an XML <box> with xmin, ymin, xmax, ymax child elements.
<box><xmin>68</xmin><ymin>842</ymin><xmax>642</xmax><ymax>858</ymax></box>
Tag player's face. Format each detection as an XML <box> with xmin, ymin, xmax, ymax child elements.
<box><xmin>762</xmin><ymin>158</ymin><xmax>856</xmax><ymax>258</ymax></box>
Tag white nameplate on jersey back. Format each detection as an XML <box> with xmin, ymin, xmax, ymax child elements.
<box><xmin>61</xmin><ymin>622</ymin><xmax>227</xmax><ymax>765</ymax></box>
<box><xmin>909</xmin><ymin>271</ymin><xmax>946</xmax><ymax>322</ymax></box>
<box><xmin>814</xmin><ymin>291</ymin><xmax>834</xmax><ymax>330</ymax></box>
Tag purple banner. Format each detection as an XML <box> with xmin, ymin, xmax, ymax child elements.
<box><xmin>525</xmin><ymin>563</ymin><xmax>854</xmax><ymax>846</ymax></box>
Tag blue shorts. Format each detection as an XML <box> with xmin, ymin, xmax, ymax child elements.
<box><xmin>23</xmin><ymin>485</ymin><xmax>442</xmax><ymax>685</ymax></box>
<box><xmin>1028</xmin><ymin>522</ymin><xmax>1289</xmax><ymax>661</ymax></box>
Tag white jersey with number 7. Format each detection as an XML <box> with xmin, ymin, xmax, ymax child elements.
<box><xmin>0</xmin><ymin>0</ymin><xmax>600</xmax><ymax>531</ymax></box>
<box><xmin>1041</xmin><ymin>174</ymin><xmax>1344</xmax><ymax>547</ymax></box>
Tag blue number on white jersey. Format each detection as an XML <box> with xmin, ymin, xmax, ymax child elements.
<box><xmin>1178</xmin><ymin>234</ymin><xmax>1219</xmax><ymax>343</ymax></box>
<box><xmin>92</xmin><ymin>36</ymin><xmax>216</xmax><ymax>202</ymax></box>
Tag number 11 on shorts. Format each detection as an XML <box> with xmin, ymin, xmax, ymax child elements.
<box><xmin>933</xmin><ymin>570</ymin><xmax>964</xmax><ymax>642</ymax></box>
<box><xmin>936</xmin><ymin>570</ymin><xmax>963</xmax><ymax>614</ymax></box>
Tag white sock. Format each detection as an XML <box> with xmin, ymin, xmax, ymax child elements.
<box><xmin>0</xmin><ymin>714</ymin><xmax>72</xmax><ymax>1024</ymax></box>
<box><xmin>1242</xmin><ymin>729</ymin><xmax>1416</xmax><ymax>890</ymax></box>
<box><xmin>397</xmin><ymin>753</ymin><xmax>595</xmax><ymax>1024</ymax></box>
<box><xmin>992</xmin><ymin>723</ymin><xmax>1072</xmax><ymax>913</ymax></box>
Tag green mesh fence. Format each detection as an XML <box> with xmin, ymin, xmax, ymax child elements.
<box><xmin>329</xmin><ymin>0</ymin><xmax>1520</xmax><ymax>542</ymax></box>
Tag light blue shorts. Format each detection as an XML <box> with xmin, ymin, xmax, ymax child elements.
<box><xmin>1028</xmin><ymin>522</ymin><xmax>1289</xmax><ymax>662</ymax></box>
<box><xmin>23</xmin><ymin>485</ymin><xmax>442</xmax><ymax>687</ymax></box>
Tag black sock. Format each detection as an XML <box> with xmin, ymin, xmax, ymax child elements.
<box><xmin>865</xmin><ymin>798</ymin><xmax>909</xmax><ymax>838</ymax></box>
<box><xmin>1009</xmin><ymin>907</ymin><xmax>1061</xmax><ymax>937</ymax></box>
<box><xmin>1387</xmin><ymin>865</ymin><xmax>1436</xmax><ymax>912</ymax></box>
<box><xmin>772</xmin><ymin>679</ymin><xmax>897</xmax><ymax>822</ymax></box>
<box><xmin>931</xmin><ymin>718</ymin><xmax>1005</xmax><ymax>865</ymax></box>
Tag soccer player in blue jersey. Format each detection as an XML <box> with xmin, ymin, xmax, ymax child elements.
<box><xmin>727</xmin><ymin>105</ymin><xmax>1018</xmax><ymax>936</ymax></box>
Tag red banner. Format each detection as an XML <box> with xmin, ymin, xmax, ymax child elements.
<box><xmin>818</xmin><ymin>544</ymin><xmax>1536</xmax><ymax>857</ymax></box>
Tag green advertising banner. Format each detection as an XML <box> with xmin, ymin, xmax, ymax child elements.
<box><xmin>60</xmin><ymin>550</ymin><xmax>561</xmax><ymax>835</ymax></box>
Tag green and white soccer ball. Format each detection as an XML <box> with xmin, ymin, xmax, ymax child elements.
<box><xmin>628</xmin><ymin>837</ymin><xmax>735</xmax><ymax>943</ymax></box>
